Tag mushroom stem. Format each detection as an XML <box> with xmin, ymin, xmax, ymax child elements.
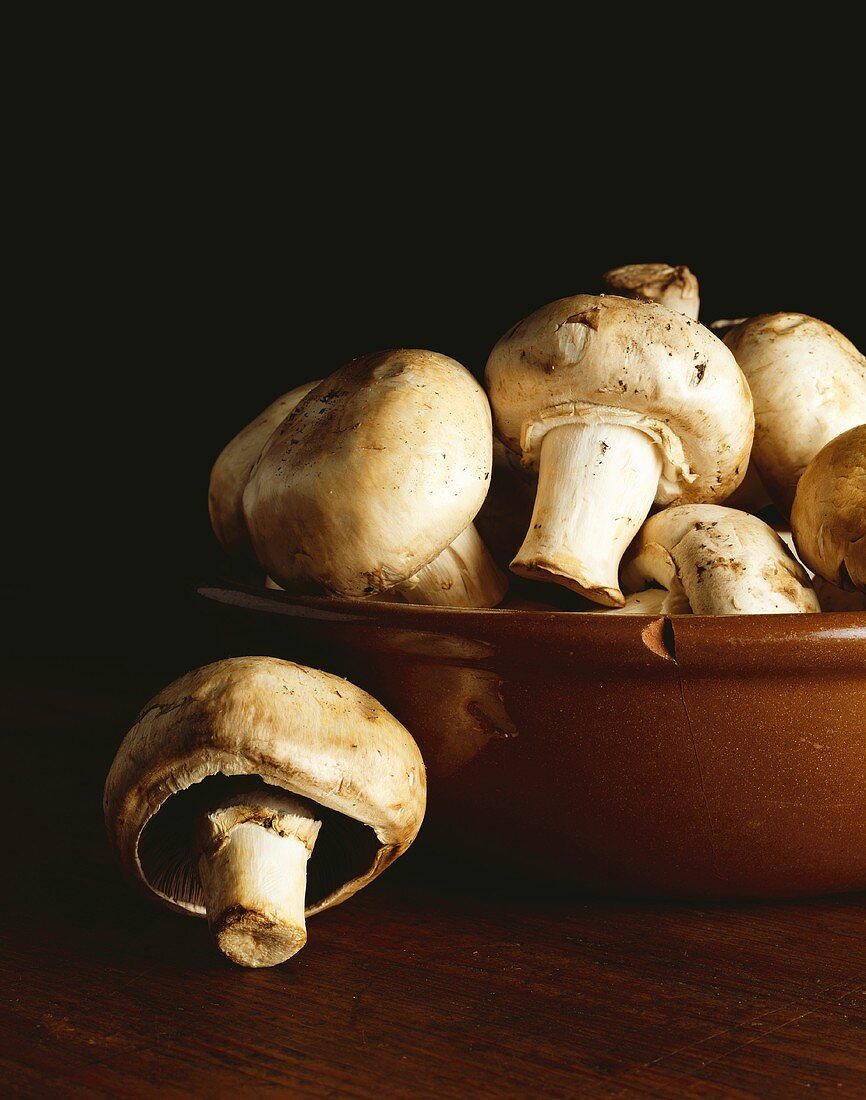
<box><xmin>511</xmin><ymin>422</ymin><xmax>662</xmax><ymax>607</ymax></box>
<box><xmin>196</xmin><ymin>787</ymin><xmax>321</xmax><ymax>968</ymax></box>
<box><xmin>393</xmin><ymin>523</ymin><xmax>508</xmax><ymax>607</ymax></box>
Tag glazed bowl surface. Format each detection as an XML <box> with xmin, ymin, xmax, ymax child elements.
<box><xmin>198</xmin><ymin>583</ymin><xmax>866</xmax><ymax>899</ymax></box>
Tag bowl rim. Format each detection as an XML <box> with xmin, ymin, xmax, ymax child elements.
<box><xmin>197</xmin><ymin>578</ymin><xmax>866</xmax><ymax>674</ymax></box>
<box><xmin>199</xmin><ymin>576</ymin><xmax>866</xmax><ymax>624</ymax></box>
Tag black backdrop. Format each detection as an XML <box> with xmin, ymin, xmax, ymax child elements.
<box><xmin>12</xmin><ymin>139</ymin><xmax>864</xmax><ymax>666</ymax></box>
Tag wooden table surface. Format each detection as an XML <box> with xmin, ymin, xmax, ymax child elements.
<box><xmin>2</xmin><ymin>659</ymin><xmax>864</xmax><ymax>1099</ymax></box>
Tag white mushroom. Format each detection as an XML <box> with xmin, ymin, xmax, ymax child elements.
<box><xmin>724</xmin><ymin>314</ymin><xmax>866</xmax><ymax>515</ymax></box>
<box><xmin>485</xmin><ymin>295</ymin><xmax>754</xmax><ymax>606</ymax></box>
<box><xmin>621</xmin><ymin>504</ymin><xmax>820</xmax><ymax>615</ymax></box>
<box><xmin>602</xmin><ymin>263</ymin><xmax>700</xmax><ymax>320</ymax></box>
<box><xmin>208</xmin><ymin>380</ymin><xmax>321</xmax><ymax>559</ymax></box>
<box><xmin>104</xmin><ymin>657</ymin><xmax>426</xmax><ymax>968</ymax></box>
<box><xmin>244</xmin><ymin>349</ymin><xmax>507</xmax><ymax>607</ymax></box>
<box><xmin>791</xmin><ymin>425</ymin><xmax>865</xmax><ymax>592</ymax></box>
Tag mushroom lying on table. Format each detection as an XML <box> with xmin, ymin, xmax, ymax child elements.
<box><xmin>208</xmin><ymin>380</ymin><xmax>320</xmax><ymax>559</ymax></box>
<box><xmin>621</xmin><ymin>504</ymin><xmax>820</xmax><ymax>615</ymax></box>
<box><xmin>602</xmin><ymin>263</ymin><xmax>700</xmax><ymax>321</ymax></box>
<box><xmin>723</xmin><ymin>314</ymin><xmax>866</xmax><ymax>515</ymax></box>
<box><xmin>485</xmin><ymin>295</ymin><xmax>753</xmax><ymax>606</ymax></box>
<box><xmin>104</xmin><ymin>657</ymin><xmax>426</xmax><ymax>968</ymax></box>
<box><xmin>791</xmin><ymin>425</ymin><xmax>865</xmax><ymax>593</ymax></box>
<box><xmin>244</xmin><ymin>349</ymin><xmax>507</xmax><ymax>607</ymax></box>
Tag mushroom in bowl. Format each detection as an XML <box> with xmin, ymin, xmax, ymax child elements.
<box><xmin>723</xmin><ymin>314</ymin><xmax>866</xmax><ymax>515</ymax></box>
<box><xmin>602</xmin><ymin>262</ymin><xmax>700</xmax><ymax>320</ymax></box>
<box><xmin>621</xmin><ymin>504</ymin><xmax>820</xmax><ymax>615</ymax></box>
<box><xmin>243</xmin><ymin>350</ymin><xmax>507</xmax><ymax>608</ymax></box>
<box><xmin>485</xmin><ymin>295</ymin><xmax>754</xmax><ymax>605</ymax></box>
<box><xmin>791</xmin><ymin>425</ymin><xmax>865</xmax><ymax>593</ymax></box>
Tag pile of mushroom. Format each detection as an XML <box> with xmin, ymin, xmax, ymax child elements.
<box><xmin>105</xmin><ymin>266</ymin><xmax>866</xmax><ymax>965</ymax></box>
<box><xmin>105</xmin><ymin>657</ymin><xmax>425</xmax><ymax>968</ymax></box>
<box><xmin>204</xmin><ymin>265</ymin><xmax>864</xmax><ymax>619</ymax></box>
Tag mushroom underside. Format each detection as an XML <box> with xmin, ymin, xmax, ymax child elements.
<box><xmin>137</xmin><ymin>773</ymin><xmax>382</xmax><ymax>916</ymax></box>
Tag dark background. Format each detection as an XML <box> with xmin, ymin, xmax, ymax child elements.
<box><xmin>11</xmin><ymin>90</ymin><xmax>864</xmax><ymax>667</ymax></box>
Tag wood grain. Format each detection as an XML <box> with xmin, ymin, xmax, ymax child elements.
<box><xmin>1</xmin><ymin>659</ymin><xmax>864</xmax><ymax>1098</ymax></box>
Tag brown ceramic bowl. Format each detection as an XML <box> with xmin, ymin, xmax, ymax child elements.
<box><xmin>198</xmin><ymin>582</ymin><xmax>866</xmax><ymax>900</ymax></box>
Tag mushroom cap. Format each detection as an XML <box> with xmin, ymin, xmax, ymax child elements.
<box><xmin>791</xmin><ymin>425</ymin><xmax>866</xmax><ymax>591</ymax></box>
<box><xmin>485</xmin><ymin>294</ymin><xmax>753</xmax><ymax>506</ymax></box>
<box><xmin>602</xmin><ymin>263</ymin><xmax>699</xmax><ymax>317</ymax></box>
<box><xmin>723</xmin><ymin>314</ymin><xmax>866</xmax><ymax>514</ymax></box>
<box><xmin>244</xmin><ymin>349</ymin><xmax>493</xmax><ymax>597</ymax></box>
<box><xmin>208</xmin><ymin>380</ymin><xmax>320</xmax><ymax>558</ymax></box>
<box><xmin>103</xmin><ymin>657</ymin><xmax>426</xmax><ymax>919</ymax></box>
<box><xmin>621</xmin><ymin>504</ymin><xmax>820</xmax><ymax>614</ymax></box>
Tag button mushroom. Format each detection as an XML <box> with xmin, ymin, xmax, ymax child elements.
<box><xmin>104</xmin><ymin>657</ymin><xmax>426</xmax><ymax>968</ymax></box>
<box><xmin>791</xmin><ymin>425</ymin><xmax>865</xmax><ymax>592</ymax></box>
<box><xmin>209</xmin><ymin>380</ymin><xmax>321</xmax><ymax>559</ymax></box>
<box><xmin>723</xmin><ymin>314</ymin><xmax>866</xmax><ymax>515</ymax></box>
<box><xmin>244</xmin><ymin>349</ymin><xmax>507</xmax><ymax>607</ymax></box>
<box><xmin>485</xmin><ymin>295</ymin><xmax>754</xmax><ymax>606</ymax></box>
<box><xmin>621</xmin><ymin>504</ymin><xmax>821</xmax><ymax>615</ymax></box>
<box><xmin>602</xmin><ymin>263</ymin><xmax>700</xmax><ymax>321</ymax></box>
